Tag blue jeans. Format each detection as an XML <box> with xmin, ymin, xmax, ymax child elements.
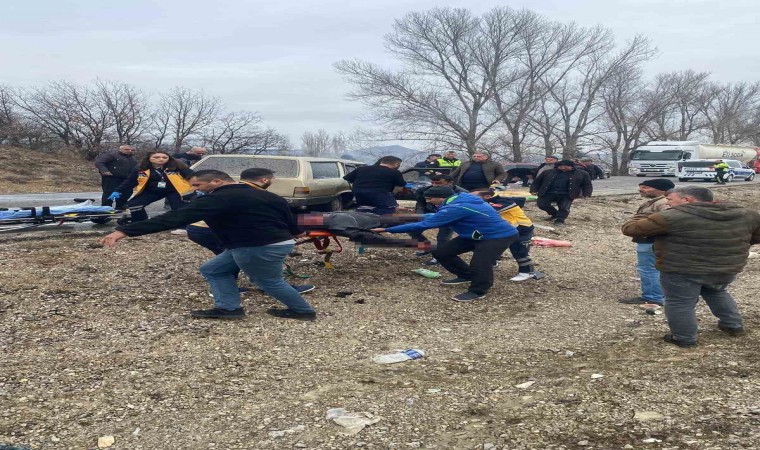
<box><xmin>199</xmin><ymin>244</ymin><xmax>314</xmax><ymax>313</ymax></box>
<box><xmin>636</xmin><ymin>243</ymin><xmax>665</xmax><ymax>303</ymax></box>
<box><xmin>659</xmin><ymin>272</ymin><xmax>742</xmax><ymax>344</ymax></box>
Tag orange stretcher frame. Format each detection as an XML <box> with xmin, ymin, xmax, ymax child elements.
<box><xmin>295</xmin><ymin>230</ymin><xmax>344</xmax><ymax>269</ymax></box>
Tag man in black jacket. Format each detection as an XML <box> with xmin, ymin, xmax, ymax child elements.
<box><xmin>172</xmin><ymin>146</ymin><xmax>207</xmax><ymax>166</ymax></box>
<box><xmin>343</xmin><ymin>155</ymin><xmax>406</xmax><ymax>214</ymax></box>
<box><xmin>100</xmin><ymin>169</ymin><xmax>316</xmax><ymax>321</ymax></box>
<box><xmin>530</xmin><ymin>159</ymin><xmax>592</xmax><ymax>225</ymax></box>
<box><xmin>94</xmin><ymin>145</ymin><xmax>136</xmax><ymax>209</ymax></box>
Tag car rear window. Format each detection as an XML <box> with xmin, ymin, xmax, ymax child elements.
<box><xmin>192</xmin><ymin>156</ymin><xmax>299</xmax><ymax>177</ymax></box>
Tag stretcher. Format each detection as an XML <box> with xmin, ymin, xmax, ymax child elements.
<box><xmin>295</xmin><ymin>230</ymin><xmax>345</xmax><ymax>269</ymax></box>
<box><xmin>0</xmin><ymin>199</ymin><xmax>126</xmax><ymax>232</ymax></box>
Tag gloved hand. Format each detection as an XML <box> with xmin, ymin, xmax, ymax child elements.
<box><xmin>107</xmin><ymin>192</ymin><xmax>122</xmax><ymax>201</ymax></box>
<box><xmin>404</xmin><ymin>182</ymin><xmax>417</xmax><ymax>189</ymax></box>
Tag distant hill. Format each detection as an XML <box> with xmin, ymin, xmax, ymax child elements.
<box><xmin>340</xmin><ymin>145</ymin><xmax>427</xmax><ymax>167</ymax></box>
<box><xmin>0</xmin><ymin>146</ymin><xmax>100</xmax><ymax>194</ymax></box>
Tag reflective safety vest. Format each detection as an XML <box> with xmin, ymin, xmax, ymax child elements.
<box><xmin>133</xmin><ymin>169</ymin><xmax>194</xmax><ymax>197</ymax></box>
<box><xmin>437</xmin><ymin>158</ymin><xmax>461</xmax><ymax>168</ymax></box>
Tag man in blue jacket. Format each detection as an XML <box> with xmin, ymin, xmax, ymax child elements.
<box><xmin>372</xmin><ymin>186</ymin><xmax>518</xmax><ymax>302</ymax></box>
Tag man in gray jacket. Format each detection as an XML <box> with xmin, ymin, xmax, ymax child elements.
<box><xmin>621</xmin><ymin>186</ymin><xmax>760</xmax><ymax>348</ymax></box>
<box><xmin>450</xmin><ymin>152</ymin><xmax>506</xmax><ymax>191</ymax></box>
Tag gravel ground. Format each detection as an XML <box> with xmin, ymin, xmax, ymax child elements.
<box><xmin>2</xmin><ymin>185</ymin><xmax>760</xmax><ymax>450</ymax></box>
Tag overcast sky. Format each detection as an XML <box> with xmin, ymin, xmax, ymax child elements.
<box><xmin>3</xmin><ymin>0</ymin><xmax>758</xmax><ymax>148</ymax></box>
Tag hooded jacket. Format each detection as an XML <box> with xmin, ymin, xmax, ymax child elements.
<box><xmin>621</xmin><ymin>202</ymin><xmax>760</xmax><ymax>275</ymax></box>
<box><xmin>386</xmin><ymin>193</ymin><xmax>518</xmax><ymax>240</ymax></box>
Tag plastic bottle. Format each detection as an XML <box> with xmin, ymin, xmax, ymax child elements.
<box><xmin>412</xmin><ymin>268</ymin><xmax>441</xmax><ymax>278</ymax></box>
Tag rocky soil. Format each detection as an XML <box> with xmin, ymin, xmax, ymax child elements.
<box><xmin>1</xmin><ymin>185</ymin><xmax>759</xmax><ymax>450</ymax></box>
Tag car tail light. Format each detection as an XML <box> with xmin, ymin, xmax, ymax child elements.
<box><xmin>293</xmin><ymin>187</ymin><xmax>310</xmax><ymax>196</ymax></box>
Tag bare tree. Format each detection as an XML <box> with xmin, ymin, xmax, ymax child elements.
<box><xmin>488</xmin><ymin>9</ymin><xmax>592</xmax><ymax>161</ymax></box>
<box><xmin>335</xmin><ymin>8</ymin><xmax>505</xmax><ymax>155</ymax></box>
<box><xmin>703</xmin><ymin>81</ymin><xmax>760</xmax><ymax>144</ymax></box>
<box><xmin>12</xmin><ymin>83</ymin><xmax>81</xmax><ymax>149</ymax></box>
<box><xmin>156</xmin><ymin>87</ymin><xmax>220</xmax><ymax>151</ymax></box>
<box><xmin>0</xmin><ymin>85</ymin><xmax>22</xmax><ymax>145</ymax></box>
<box><xmin>646</xmin><ymin>70</ymin><xmax>712</xmax><ymax>141</ymax></box>
<box><xmin>598</xmin><ymin>69</ymin><xmax>673</xmax><ymax>174</ymax></box>
<box><xmin>95</xmin><ymin>80</ymin><xmax>146</xmax><ymax>145</ymax></box>
<box><xmin>203</xmin><ymin>111</ymin><xmax>290</xmax><ymax>154</ymax></box>
<box><xmin>541</xmin><ymin>33</ymin><xmax>656</xmax><ymax>158</ymax></box>
<box><xmin>301</xmin><ymin>129</ymin><xmax>332</xmax><ymax>157</ymax></box>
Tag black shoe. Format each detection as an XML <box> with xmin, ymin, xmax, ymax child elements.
<box><xmin>266</xmin><ymin>308</ymin><xmax>316</xmax><ymax>321</ymax></box>
<box><xmin>553</xmin><ymin>219</ymin><xmax>565</xmax><ymax>225</ymax></box>
<box><xmin>718</xmin><ymin>323</ymin><xmax>745</xmax><ymax>336</ymax></box>
<box><xmin>618</xmin><ymin>297</ymin><xmax>648</xmax><ymax>304</ymax></box>
<box><xmin>542</xmin><ymin>216</ymin><xmax>557</xmax><ymax>221</ymax></box>
<box><xmin>451</xmin><ymin>291</ymin><xmax>485</xmax><ymax>302</ymax></box>
<box><xmin>441</xmin><ymin>277</ymin><xmax>471</xmax><ymax>285</ymax></box>
<box><xmin>190</xmin><ymin>308</ymin><xmax>245</xmax><ymax>320</ymax></box>
<box><xmin>662</xmin><ymin>333</ymin><xmax>696</xmax><ymax>348</ymax></box>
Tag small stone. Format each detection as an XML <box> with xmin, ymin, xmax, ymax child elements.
<box><xmin>634</xmin><ymin>411</ymin><xmax>664</xmax><ymax>421</ymax></box>
<box><xmin>98</xmin><ymin>436</ymin><xmax>115</xmax><ymax>448</ymax></box>
<box><xmin>642</xmin><ymin>438</ymin><xmax>662</xmax><ymax>443</ymax></box>
<box><xmin>483</xmin><ymin>443</ymin><xmax>496</xmax><ymax>450</ymax></box>
<box><xmin>577</xmin><ymin>440</ymin><xmax>589</xmax><ymax>446</ymax></box>
<box><xmin>515</xmin><ymin>381</ymin><xmax>536</xmax><ymax>389</ymax></box>
<box><xmin>590</xmin><ymin>373</ymin><xmax>604</xmax><ymax>379</ymax></box>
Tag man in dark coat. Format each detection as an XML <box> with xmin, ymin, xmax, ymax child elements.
<box><xmin>173</xmin><ymin>146</ymin><xmax>207</xmax><ymax>166</ymax></box>
<box><xmin>530</xmin><ymin>159</ymin><xmax>592</xmax><ymax>225</ymax></box>
<box><xmin>93</xmin><ymin>144</ymin><xmax>136</xmax><ymax>209</ymax></box>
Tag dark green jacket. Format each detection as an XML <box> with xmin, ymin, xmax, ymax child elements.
<box><xmin>621</xmin><ymin>202</ymin><xmax>760</xmax><ymax>275</ymax></box>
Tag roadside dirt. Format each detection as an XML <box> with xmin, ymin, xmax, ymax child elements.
<box><xmin>1</xmin><ymin>185</ymin><xmax>759</xmax><ymax>449</ymax></box>
<box><xmin>0</xmin><ymin>146</ymin><xmax>100</xmax><ymax>194</ymax></box>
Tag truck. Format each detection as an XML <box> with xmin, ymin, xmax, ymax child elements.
<box><xmin>628</xmin><ymin>141</ymin><xmax>760</xmax><ymax>177</ymax></box>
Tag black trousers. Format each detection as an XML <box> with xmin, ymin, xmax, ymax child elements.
<box><xmin>433</xmin><ymin>236</ymin><xmax>515</xmax><ymax>295</ymax></box>
<box><xmin>536</xmin><ymin>193</ymin><xmax>574</xmax><ymax>220</ymax></box>
<box><xmin>127</xmin><ymin>190</ymin><xmax>183</xmax><ymax>221</ymax></box>
<box><xmin>100</xmin><ymin>176</ymin><xmax>131</xmax><ymax>209</ymax></box>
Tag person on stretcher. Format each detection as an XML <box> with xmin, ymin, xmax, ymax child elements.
<box><xmin>298</xmin><ymin>211</ymin><xmax>431</xmax><ymax>250</ymax></box>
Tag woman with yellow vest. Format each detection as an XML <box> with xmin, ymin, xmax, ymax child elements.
<box><xmin>110</xmin><ymin>151</ymin><xmax>194</xmax><ymax>222</ymax></box>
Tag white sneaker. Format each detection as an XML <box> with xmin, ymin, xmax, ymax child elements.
<box><xmin>510</xmin><ymin>273</ymin><xmax>533</xmax><ymax>282</ymax></box>
<box><xmin>170</xmin><ymin>229</ymin><xmax>188</xmax><ymax>235</ymax></box>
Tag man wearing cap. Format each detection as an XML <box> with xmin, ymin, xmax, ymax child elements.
<box><xmin>619</xmin><ymin>178</ymin><xmax>675</xmax><ymax>306</ymax></box>
<box><xmin>371</xmin><ymin>186</ymin><xmax>518</xmax><ymax>302</ymax></box>
<box><xmin>530</xmin><ymin>159</ymin><xmax>592</xmax><ymax>225</ymax></box>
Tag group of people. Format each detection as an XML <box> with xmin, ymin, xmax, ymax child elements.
<box><xmin>94</xmin><ymin>147</ymin><xmax>760</xmax><ymax>349</ymax></box>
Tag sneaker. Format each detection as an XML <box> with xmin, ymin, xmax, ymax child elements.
<box><xmin>415</xmin><ymin>251</ymin><xmax>431</xmax><ymax>257</ymax></box>
<box><xmin>441</xmin><ymin>277</ymin><xmax>471</xmax><ymax>285</ymax></box>
<box><xmin>423</xmin><ymin>258</ymin><xmax>439</xmax><ymax>266</ymax></box>
<box><xmin>541</xmin><ymin>216</ymin><xmax>557</xmax><ymax>221</ymax></box>
<box><xmin>451</xmin><ymin>291</ymin><xmax>485</xmax><ymax>302</ymax></box>
<box><xmin>190</xmin><ymin>308</ymin><xmax>245</xmax><ymax>320</ymax></box>
<box><xmin>294</xmin><ymin>284</ymin><xmax>316</xmax><ymax>294</ymax></box>
<box><xmin>618</xmin><ymin>297</ymin><xmax>648</xmax><ymax>304</ymax></box>
<box><xmin>170</xmin><ymin>229</ymin><xmax>188</xmax><ymax>235</ymax></box>
<box><xmin>662</xmin><ymin>333</ymin><xmax>696</xmax><ymax>348</ymax></box>
<box><xmin>553</xmin><ymin>219</ymin><xmax>566</xmax><ymax>225</ymax></box>
<box><xmin>510</xmin><ymin>272</ymin><xmax>533</xmax><ymax>282</ymax></box>
<box><xmin>717</xmin><ymin>323</ymin><xmax>745</xmax><ymax>336</ymax></box>
<box><xmin>266</xmin><ymin>308</ymin><xmax>316</xmax><ymax>321</ymax></box>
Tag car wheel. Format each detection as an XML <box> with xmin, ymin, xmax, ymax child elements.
<box><xmin>745</xmin><ymin>173</ymin><xmax>755</xmax><ymax>181</ymax></box>
<box><xmin>726</xmin><ymin>174</ymin><xmax>734</xmax><ymax>183</ymax></box>
<box><xmin>316</xmin><ymin>197</ymin><xmax>343</xmax><ymax>212</ymax></box>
